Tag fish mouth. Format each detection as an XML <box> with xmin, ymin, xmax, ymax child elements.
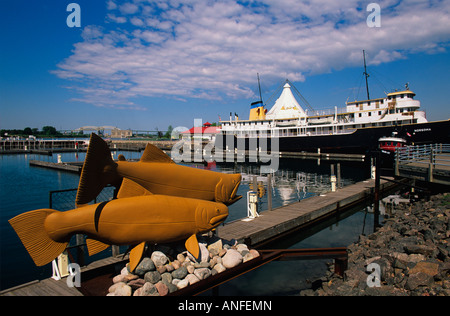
<box><xmin>224</xmin><ymin>175</ymin><xmax>242</xmax><ymax>205</ymax></box>
<box><xmin>209</xmin><ymin>213</ymin><xmax>228</xmax><ymax>226</ymax></box>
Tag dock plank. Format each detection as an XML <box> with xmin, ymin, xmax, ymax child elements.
<box><xmin>218</xmin><ymin>178</ymin><xmax>396</xmax><ymax>247</ymax></box>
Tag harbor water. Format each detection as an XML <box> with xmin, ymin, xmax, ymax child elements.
<box><xmin>0</xmin><ymin>150</ymin><xmax>376</xmax><ymax>293</ymax></box>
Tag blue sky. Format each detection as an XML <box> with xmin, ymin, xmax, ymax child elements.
<box><xmin>1</xmin><ymin>0</ymin><xmax>449</xmax><ymax>132</ymax></box>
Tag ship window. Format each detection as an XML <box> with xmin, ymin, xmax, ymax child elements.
<box><xmin>378</xmin><ymin>111</ymin><xmax>382</xmax><ymax>115</ymax></box>
<box><xmin>368</xmin><ymin>112</ymin><xmax>372</xmax><ymax>116</ymax></box>
<box><xmin>359</xmin><ymin>113</ymin><xmax>362</xmax><ymax>117</ymax></box>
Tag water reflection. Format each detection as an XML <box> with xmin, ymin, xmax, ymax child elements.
<box><xmin>190</xmin><ymin>159</ymin><xmax>370</xmax><ymax>222</ymax></box>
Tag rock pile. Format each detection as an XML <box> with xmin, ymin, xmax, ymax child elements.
<box><xmin>107</xmin><ymin>237</ymin><xmax>260</xmax><ymax>296</ymax></box>
<box><xmin>301</xmin><ymin>193</ymin><xmax>450</xmax><ymax>296</ymax></box>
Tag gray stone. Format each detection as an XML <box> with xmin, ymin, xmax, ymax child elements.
<box><xmin>144</xmin><ymin>271</ymin><xmax>161</xmax><ymax>284</ymax></box>
<box><xmin>236</xmin><ymin>243</ymin><xmax>249</xmax><ymax>254</ymax></box>
<box><xmin>151</xmin><ymin>251</ymin><xmax>168</xmax><ymax>267</ymax></box>
<box><xmin>404</xmin><ymin>244</ymin><xmax>436</xmax><ymax>257</ymax></box>
<box><xmin>167</xmin><ymin>283</ymin><xmax>178</xmax><ymax>294</ymax></box>
<box><xmin>222</xmin><ymin>249</ymin><xmax>242</xmax><ymax>269</ymax></box>
<box><xmin>161</xmin><ymin>272</ymin><xmax>173</xmax><ymax>286</ymax></box>
<box><xmin>194</xmin><ymin>268</ymin><xmax>211</xmax><ymax>280</ymax></box>
<box><xmin>194</xmin><ymin>262</ymin><xmax>210</xmax><ymax>269</ymax></box>
<box><xmin>207</xmin><ymin>239</ymin><xmax>223</xmax><ymax>257</ymax></box>
<box><xmin>108</xmin><ymin>282</ymin><xmax>126</xmax><ymax>294</ymax></box>
<box><xmin>109</xmin><ymin>282</ymin><xmax>132</xmax><ymax>296</ymax></box>
<box><xmin>134</xmin><ymin>257</ymin><xmax>155</xmax><ymax>276</ymax></box>
<box><xmin>185</xmin><ymin>273</ymin><xmax>200</xmax><ymax>285</ymax></box>
<box><xmin>243</xmin><ymin>252</ymin><xmax>255</xmax><ymax>263</ymax></box>
<box><xmin>141</xmin><ymin>282</ymin><xmax>160</xmax><ymax>296</ymax></box>
<box><xmin>176</xmin><ymin>279</ymin><xmax>189</xmax><ymax>290</ymax></box>
<box><xmin>405</xmin><ymin>272</ymin><xmax>434</xmax><ymax>291</ymax></box>
<box><xmin>213</xmin><ymin>263</ymin><xmax>226</xmax><ymax>274</ymax></box>
<box><xmin>171</xmin><ymin>266</ymin><xmax>188</xmax><ymax>280</ymax></box>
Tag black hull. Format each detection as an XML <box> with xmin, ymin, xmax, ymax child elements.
<box><xmin>215</xmin><ymin>119</ymin><xmax>450</xmax><ymax>155</ymax></box>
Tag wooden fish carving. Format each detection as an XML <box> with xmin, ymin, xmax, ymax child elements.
<box><xmin>75</xmin><ymin>133</ymin><xmax>242</xmax><ymax>207</ymax></box>
<box><xmin>9</xmin><ymin>193</ymin><xmax>228</xmax><ymax>271</ymax></box>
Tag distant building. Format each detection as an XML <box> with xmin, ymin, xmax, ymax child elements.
<box><xmin>111</xmin><ymin>128</ymin><xmax>132</xmax><ymax>138</ymax></box>
<box><xmin>181</xmin><ymin>122</ymin><xmax>220</xmax><ymax>141</ymax></box>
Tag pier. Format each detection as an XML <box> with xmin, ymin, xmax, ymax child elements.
<box><xmin>0</xmin><ymin>139</ymin><xmax>84</xmax><ymax>154</ymax></box>
<box><xmin>395</xmin><ymin>144</ymin><xmax>450</xmax><ymax>185</ymax></box>
<box><xmin>0</xmin><ymin>256</ymin><xmax>127</xmax><ymax>296</ymax></box>
<box><xmin>218</xmin><ymin>177</ymin><xmax>399</xmax><ymax>247</ymax></box>
<box><xmin>29</xmin><ymin>160</ymin><xmax>83</xmax><ymax>174</ymax></box>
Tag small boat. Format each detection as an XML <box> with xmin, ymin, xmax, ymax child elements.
<box><xmin>378</xmin><ymin>136</ymin><xmax>407</xmax><ymax>154</ymax></box>
<box><xmin>378</xmin><ymin>135</ymin><xmax>407</xmax><ymax>167</ymax></box>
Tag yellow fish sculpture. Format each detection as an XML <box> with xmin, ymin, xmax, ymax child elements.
<box><xmin>76</xmin><ymin>133</ymin><xmax>242</xmax><ymax>207</ymax></box>
<box><xmin>9</xmin><ymin>188</ymin><xmax>228</xmax><ymax>272</ymax></box>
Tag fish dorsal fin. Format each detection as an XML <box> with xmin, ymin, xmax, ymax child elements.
<box><xmin>117</xmin><ymin>178</ymin><xmax>153</xmax><ymax>199</ymax></box>
<box><xmin>86</xmin><ymin>238</ymin><xmax>110</xmax><ymax>256</ymax></box>
<box><xmin>185</xmin><ymin>234</ymin><xmax>200</xmax><ymax>260</ymax></box>
<box><xmin>140</xmin><ymin>143</ymin><xmax>174</xmax><ymax>164</ymax></box>
<box><xmin>129</xmin><ymin>242</ymin><xmax>146</xmax><ymax>272</ymax></box>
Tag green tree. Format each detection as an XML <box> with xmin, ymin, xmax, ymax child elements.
<box><xmin>42</xmin><ymin>126</ymin><xmax>58</xmax><ymax>136</ymax></box>
<box><xmin>23</xmin><ymin>127</ymin><xmax>33</xmax><ymax>135</ymax></box>
<box><xmin>164</xmin><ymin>125</ymin><xmax>174</xmax><ymax>139</ymax></box>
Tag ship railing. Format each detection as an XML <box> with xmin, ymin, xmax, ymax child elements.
<box><xmin>306</xmin><ymin>106</ymin><xmax>347</xmax><ymax>117</ymax></box>
<box><xmin>395</xmin><ymin>143</ymin><xmax>450</xmax><ymax>168</ymax></box>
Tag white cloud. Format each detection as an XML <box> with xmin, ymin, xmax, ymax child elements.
<box><xmin>54</xmin><ymin>0</ymin><xmax>450</xmax><ymax>109</ymax></box>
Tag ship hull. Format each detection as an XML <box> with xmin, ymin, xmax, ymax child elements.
<box><xmin>215</xmin><ymin>119</ymin><xmax>450</xmax><ymax>155</ymax></box>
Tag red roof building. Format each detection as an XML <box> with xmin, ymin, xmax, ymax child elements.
<box><xmin>181</xmin><ymin>122</ymin><xmax>220</xmax><ymax>140</ymax></box>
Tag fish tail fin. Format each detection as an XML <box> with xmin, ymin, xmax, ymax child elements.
<box><xmin>76</xmin><ymin>133</ymin><xmax>119</xmax><ymax>207</ymax></box>
<box><xmin>8</xmin><ymin>209</ymin><xmax>68</xmax><ymax>267</ymax></box>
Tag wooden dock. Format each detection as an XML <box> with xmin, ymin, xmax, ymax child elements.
<box><xmin>0</xmin><ymin>256</ymin><xmax>127</xmax><ymax>296</ymax></box>
<box><xmin>29</xmin><ymin>160</ymin><xmax>83</xmax><ymax>174</ymax></box>
<box><xmin>395</xmin><ymin>144</ymin><xmax>450</xmax><ymax>186</ymax></box>
<box><xmin>0</xmin><ymin>139</ymin><xmax>84</xmax><ymax>154</ymax></box>
<box><xmin>218</xmin><ymin>178</ymin><xmax>397</xmax><ymax>247</ymax></box>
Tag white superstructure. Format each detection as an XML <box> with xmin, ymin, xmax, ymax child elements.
<box><xmin>220</xmin><ymin>82</ymin><xmax>427</xmax><ymax>139</ymax></box>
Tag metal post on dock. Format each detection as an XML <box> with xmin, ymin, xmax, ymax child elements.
<box><xmin>337</xmin><ymin>163</ymin><xmax>341</xmax><ymax>189</ymax></box>
<box><xmin>330</xmin><ymin>164</ymin><xmax>336</xmax><ymax>192</ymax></box>
<box><xmin>267</xmin><ymin>173</ymin><xmax>272</xmax><ymax>211</ymax></box>
<box><xmin>373</xmin><ymin>151</ymin><xmax>381</xmax><ymax>232</ymax></box>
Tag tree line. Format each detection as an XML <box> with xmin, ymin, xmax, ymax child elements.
<box><xmin>1</xmin><ymin>126</ymin><xmax>66</xmax><ymax>138</ymax></box>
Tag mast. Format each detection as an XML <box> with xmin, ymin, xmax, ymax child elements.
<box><xmin>363</xmin><ymin>50</ymin><xmax>370</xmax><ymax>100</ymax></box>
<box><xmin>257</xmin><ymin>73</ymin><xmax>263</xmax><ymax>104</ymax></box>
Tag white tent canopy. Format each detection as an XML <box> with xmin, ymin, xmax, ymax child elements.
<box><xmin>266</xmin><ymin>83</ymin><xmax>306</xmax><ymax>120</ymax></box>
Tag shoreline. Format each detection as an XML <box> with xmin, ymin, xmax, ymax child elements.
<box><xmin>301</xmin><ymin>192</ymin><xmax>450</xmax><ymax>296</ymax></box>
